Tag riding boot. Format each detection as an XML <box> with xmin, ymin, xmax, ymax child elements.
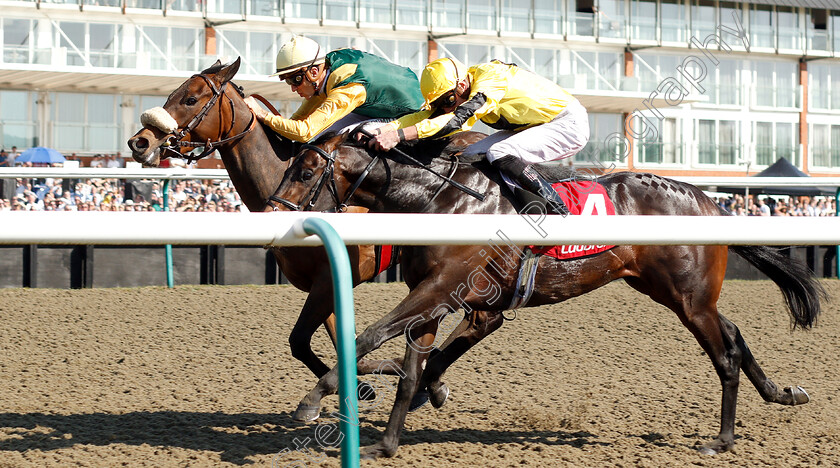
<box><xmin>491</xmin><ymin>156</ymin><xmax>570</xmax><ymax>216</ymax></box>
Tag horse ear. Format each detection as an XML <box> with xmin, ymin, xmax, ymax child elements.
<box><xmin>216</xmin><ymin>57</ymin><xmax>241</xmax><ymax>85</ymax></box>
<box><xmin>200</xmin><ymin>59</ymin><xmax>223</xmax><ymax>74</ymax></box>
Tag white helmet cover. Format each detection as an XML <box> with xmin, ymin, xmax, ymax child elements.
<box><xmin>271</xmin><ymin>36</ymin><xmax>326</xmax><ymax>77</ymax></box>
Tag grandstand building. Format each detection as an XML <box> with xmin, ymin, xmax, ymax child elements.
<box><xmin>1</xmin><ymin>0</ymin><xmax>840</xmax><ymax>176</ymax></box>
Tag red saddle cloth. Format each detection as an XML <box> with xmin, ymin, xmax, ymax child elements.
<box><xmin>375</xmin><ymin>244</ymin><xmax>398</xmax><ymax>275</ymax></box>
<box><xmin>529</xmin><ymin>180</ymin><xmax>617</xmax><ymax>260</ymax></box>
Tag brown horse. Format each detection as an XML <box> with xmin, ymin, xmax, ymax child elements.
<box><xmin>125</xmin><ymin>58</ymin><xmax>486</xmax><ymax>401</ymax></box>
<box><xmin>270</xmin><ymin>132</ymin><xmax>826</xmax><ymax>458</ymax></box>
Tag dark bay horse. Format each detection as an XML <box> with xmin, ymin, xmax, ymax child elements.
<box><xmin>126</xmin><ymin>58</ymin><xmax>486</xmax><ymax>408</ymax></box>
<box><xmin>270</xmin><ymin>132</ymin><xmax>825</xmax><ymax>458</ymax></box>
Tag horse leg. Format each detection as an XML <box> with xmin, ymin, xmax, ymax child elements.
<box><xmin>718</xmin><ymin>314</ymin><xmax>810</xmax><ymax>406</ymax></box>
<box><xmin>361</xmin><ymin>320</ymin><xmax>439</xmax><ymax>459</ymax></box>
<box><xmin>417</xmin><ymin>310</ymin><xmax>506</xmax><ymax>408</ymax></box>
<box><xmin>625</xmin><ymin>259</ymin><xmax>740</xmax><ymax>455</ymax></box>
<box><xmin>293</xmin><ymin>280</ymin><xmax>452</xmax><ymax>422</ymax></box>
<box><xmin>289</xmin><ymin>276</ymin><xmax>383</xmax><ymax>413</ymax></box>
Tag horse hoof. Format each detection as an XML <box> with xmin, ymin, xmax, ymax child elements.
<box><xmin>292</xmin><ymin>404</ymin><xmax>320</xmax><ymax>422</ymax></box>
<box><xmin>409</xmin><ymin>390</ymin><xmax>430</xmax><ymax>412</ymax></box>
<box><xmin>430</xmin><ymin>383</ymin><xmax>450</xmax><ymax>409</ymax></box>
<box><xmin>786</xmin><ymin>385</ymin><xmax>810</xmax><ymax>405</ymax></box>
<box><xmin>358</xmin><ymin>381</ymin><xmax>377</xmax><ymax>401</ymax></box>
<box><xmin>360</xmin><ymin>443</ymin><xmax>396</xmax><ymax>459</ymax></box>
<box><xmin>697</xmin><ymin>438</ymin><xmax>733</xmax><ymax>456</ymax></box>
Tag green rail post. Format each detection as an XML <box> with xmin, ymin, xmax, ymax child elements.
<box><xmin>301</xmin><ymin>217</ymin><xmax>359</xmax><ymax>468</ymax></box>
<box><xmin>163</xmin><ymin>179</ymin><xmax>174</xmax><ymax>288</ymax></box>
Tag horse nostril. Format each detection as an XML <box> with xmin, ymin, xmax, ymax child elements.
<box><xmin>130</xmin><ymin>137</ymin><xmax>149</xmax><ymax>152</ymax></box>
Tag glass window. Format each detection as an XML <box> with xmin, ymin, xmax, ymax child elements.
<box><xmin>775</xmin><ymin>62</ymin><xmax>797</xmax><ymax>108</ymax></box>
<box><xmin>576</xmin><ymin>113</ymin><xmax>624</xmax><ymax>163</ymax></box>
<box><xmin>467</xmin><ymin>0</ymin><xmax>496</xmax><ymax>31</ymax></box>
<box><xmin>3</xmin><ymin>19</ymin><xmax>33</xmax><ymax>64</ymax></box>
<box><xmin>0</xmin><ymin>91</ymin><xmax>37</xmax><ymax>150</ymax></box>
<box><xmin>89</xmin><ymin>23</ymin><xmax>116</xmax><ymax>68</ymax></box>
<box><xmin>533</xmin><ymin>0</ymin><xmax>562</xmax><ymax>35</ymax></box>
<box><xmin>397</xmin><ymin>0</ymin><xmax>427</xmax><ymax>26</ymax></box>
<box><xmin>433</xmin><ymin>0</ymin><xmax>464</xmax><ymax>29</ymax></box>
<box><xmin>811</xmin><ymin>124</ymin><xmax>830</xmax><ymax>167</ymax></box>
<box><xmin>833</xmin><ymin>11</ymin><xmax>840</xmax><ymax>52</ymax></box>
<box><xmin>168</xmin><ymin>0</ymin><xmax>200</xmax><ymax>12</ymax></box>
<box><xmin>360</xmin><ymin>0</ymin><xmax>392</xmax><ymax>24</ymax></box>
<box><xmin>699</xmin><ymin>119</ymin><xmax>738</xmax><ymax>165</ymax></box>
<box><xmin>809</xmin><ymin>65</ymin><xmax>830</xmax><ymax>110</ymax></box>
<box><xmin>692</xmin><ymin>0</ymin><xmax>716</xmax><ymax>42</ymax></box>
<box><xmin>750</xmin><ymin>4</ymin><xmax>774</xmax><ymax>48</ymax></box>
<box><xmin>719</xmin><ymin>2</ymin><xmax>742</xmax><ymax>35</ymax></box>
<box><xmin>502</xmin><ymin>0</ymin><xmax>531</xmax><ymax>34</ymax></box>
<box><xmin>397</xmin><ymin>40</ymin><xmax>426</xmax><ymax>74</ymax></box>
<box><xmin>754</xmin><ymin>61</ymin><xmax>774</xmax><ymax>107</ymax></box>
<box><xmin>219</xmin><ymin>30</ymin><xmax>247</xmax><ymax>60</ymax></box>
<box><xmin>87</xmin><ymin>95</ymin><xmax>118</xmax><ymax>151</ymax></box>
<box><xmin>285</xmin><ymin>0</ymin><xmax>320</xmax><ymax>20</ymax></box>
<box><xmin>250</xmin><ymin>32</ymin><xmax>275</xmax><ymax>75</ymax></box>
<box><xmin>716</xmin><ymin>59</ymin><xmax>739</xmax><ymax>105</ymax></box>
<box><xmin>832</xmin><ymin>126</ymin><xmax>840</xmax><ymax>168</ymax></box>
<box><xmin>631</xmin><ymin>0</ymin><xmax>656</xmax><ymax>41</ymax></box>
<box><xmin>598</xmin><ymin>0</ymin><xmax>625</xmax><ymax>39</ymax></box>
<box><xmin>777</xmin><ymin>6</ymin><xmax>800</xmax><ymax>50</ymax></box>
<box><xmin>570</xmin><ymin>0</ymin><xmax>595</xmax><ymax>36</ymax></box>
<box><xmin>534</xmin><ymin>49</ymin><xmax>557</xmax><ymax>82</ymax></box>
<box><xmin>831</xmin><ymin>65</ymin><xmax>840</xmax><ymax>110</ymax></box>
<box><xmin>776</xmin><ymin>122</ymin><xmax>797</xmax><ymax>166</ymax></box>
<box><xmin>250</xmin><ymin>0</ymin><xmax>279</xmax><ymax>16</ymax></box>
<box><xmin>325</xmin><ymin>0</ymin><xmax>354</xmax><ymax>22</ymax></box>
<box><xmin>54</xmin><ymin>93</ymin><xmax>85</xmax><ymax>151</ymax></box>
<box><xmin>755</xmin><ymin>122</ymin><xmax>774</xmax><ymax>165</ymax></box>
<box><xmin>660</xmin><ymin>0</ymin><xmax>686</xmax><ymax>42</ymax></box>
<box><xmin>171</xmin><ymin>28</ymin><xmax>201</xmax><ymax>71</ymax></box>
<box><xmin>807</xmin><ymin>9</ymin><xmax>829</xmax><ymax>51</ymax></box>
<box><xmin>638</xmin><ymin>117</ymin><xmax>681</xmax><ymax>164</ymax></box>
<box><xmin>59</xmin><ymin>22</ymin><xmax>87</xmax><ymax>67</ymax></box>
<box><xmin>88</xmin><ymin>95</ymin><xmax>115</xmax><ymax>124</ymax></box>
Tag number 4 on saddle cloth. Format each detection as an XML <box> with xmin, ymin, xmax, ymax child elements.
<box><xmin>527</xmin><ymin>180</ymin><xmax>617</xmax><ymax>260</ymax></box>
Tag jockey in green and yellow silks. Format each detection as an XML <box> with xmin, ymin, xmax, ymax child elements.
<box><xmin>245</xmin><ymin>36</ymin><xmax>423</xmax><ymax>143</ymax></box>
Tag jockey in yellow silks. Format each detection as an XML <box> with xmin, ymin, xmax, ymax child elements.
<box><xmin>245</xmin><ymin>36</ymin><xmax>423</xmax><ymax>142</ymax></box>
<box><xmin>369</xmin><ymin>57</ymin><xmax>590</xmax><ymax>215</ymax></box>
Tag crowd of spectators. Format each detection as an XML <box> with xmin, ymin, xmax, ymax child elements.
<box><xmin>717</xmin><ymin>193</ymin><xmax>836</xmax><ymax>217</ymax></box>
<box><xmin>1</xmin><ymin>145</ymin><xmax>837</xmax><ymax>215</ymax></box>
<box><xmin>0</xmin><ymin>176</ymin><xmax>246</xmax><ymax>213</ymax></box>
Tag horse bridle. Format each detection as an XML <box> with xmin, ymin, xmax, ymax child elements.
<box><xmin>161</xmin><ymin>74</ymin><xmax>256</xmax><ymax>162</ymax></box>
<box><xmin>267</xmin><ymin>144</ymin><xmax>381</xmax><ymax>213</ymax></box>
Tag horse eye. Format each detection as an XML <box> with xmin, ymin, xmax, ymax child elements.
<box><xmin>301</xmin><ymin>169</ymin><xmax>314</xmax><ymax>181</ymax></box>
<box><xmin>185</xmin><ymin>97</ymin><xmax>198</xmax><ymax>106</ymax></box>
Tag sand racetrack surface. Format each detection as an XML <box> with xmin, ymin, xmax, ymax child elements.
<box><xmin>0</xmin><ymin>280</ymin><xmax>838</xmax><ymax>467</ymax></box>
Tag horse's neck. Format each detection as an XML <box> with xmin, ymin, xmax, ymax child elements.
<box><xmin>370</xmin><ymin>156</ymin><xmax>509</xmax><ymax>214</ymax></box>
<box><xmin>217</xmin><ymin>107</ymin><xmax>291</xmax><ymax>211</ymax></box>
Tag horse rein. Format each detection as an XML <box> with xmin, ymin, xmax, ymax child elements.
<box><xmin>161</xmin><ymin>73</ymin><xmax>256</xmax><ymax>162</ymax></box>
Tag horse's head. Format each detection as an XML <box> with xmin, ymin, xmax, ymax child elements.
<box><xmin>127</xmin><ymin>57</ymin><xmax>249</xmax><ymax>166</ymax></box>
<box><xmin>268</xmin><ymin>133</ymin><xmax>374</xmax><ymax>212</ymax></box>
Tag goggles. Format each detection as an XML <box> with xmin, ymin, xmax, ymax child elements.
<box><xmin>283</xmin><ymin>69</ymin><xmax>307</xmax><ymax>87</ymax></box>
<box><xmin>431</xmin><ymin>89</ymin><xmax>458</xmax><ymax>110</ymax></box>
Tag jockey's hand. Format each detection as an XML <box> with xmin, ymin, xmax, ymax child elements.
<box><xmin>244</xmin><ymin>96</ymin><xmax>270</xmax><ymax>121</ymax></box>
<box><xmin>369</xmin><ymin>130</ymin><xmax>401</xmax><ymax>152</ymax></box>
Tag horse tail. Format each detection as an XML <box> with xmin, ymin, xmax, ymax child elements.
<box><xmin>719</xmin><ymin>207</ymin><xmax>826</xmax><ymax>329</ymax></box>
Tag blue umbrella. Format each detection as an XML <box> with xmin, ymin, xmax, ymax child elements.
<box><xmin>16</xmin><ymin>147</ymin><xmax>66</xmax><ymax>164</ymax></box>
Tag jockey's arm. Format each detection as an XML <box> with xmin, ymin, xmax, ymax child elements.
<box><xmin>248</xmin><ymin>83</ymin><xmax>367</xmax><ymax>142</ymax></box>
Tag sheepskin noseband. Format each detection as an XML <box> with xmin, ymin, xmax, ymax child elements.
<box><xmin>140</xmin><ymin>107</ymin><xmax>178</xmax><ymax>134</ymax></box>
